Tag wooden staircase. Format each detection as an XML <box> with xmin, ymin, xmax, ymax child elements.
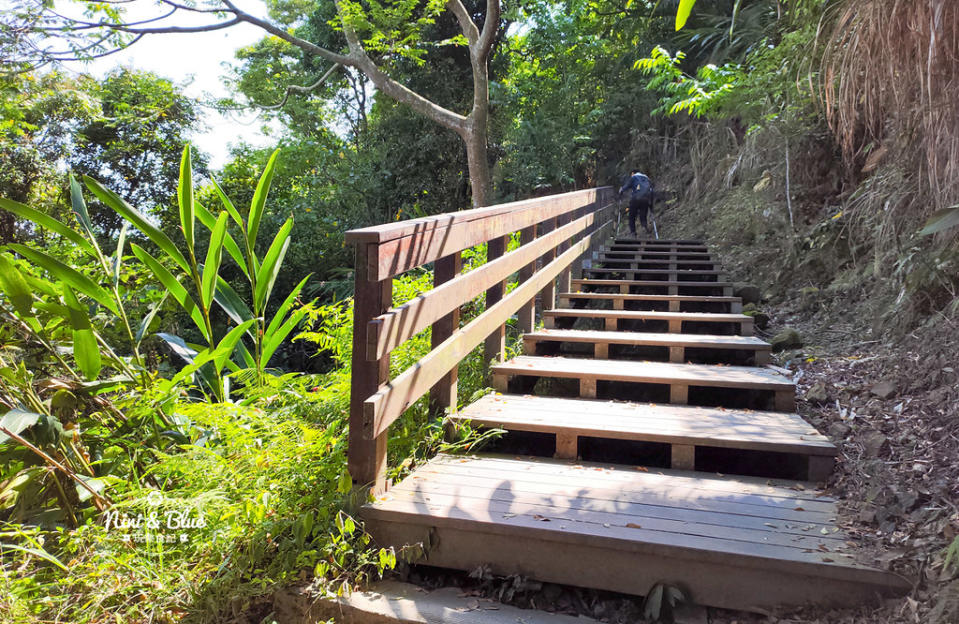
<box><xmin>361</xmin><ymin>236</ymin><xmax>908</xmax><ymax>612</ymax></box>
<box><xmin>345</xmin><ymin>199</ymin><xmax>908</xmax><ymax>614</ymax></box>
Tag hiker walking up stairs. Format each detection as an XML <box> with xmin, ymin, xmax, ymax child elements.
<box><xmin>349</xmin><ymin>192</ymin><xmax>908</xmax><ymax>614</ymax></box>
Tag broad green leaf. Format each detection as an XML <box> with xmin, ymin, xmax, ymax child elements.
<box><xmin>676</xmin><ymin>0</ymin><xmax>697</xmax><ymax>30</ymax></box>
<box><xmin>261</xmin><ymin>306</ymin><xmax>307</xmax><ymax>368</ymax></box>
<box><xmin>178</xmin><ymin>145</ymin><xmax>195</xmax><ymax>255</ymax></box>
<box><xmin>247</xmin><ymin>149</ymin><xmax>280</xmax><ymax>249</ymax></box>
<box><xmin>213</xmin><ymin>277</ymin><xmax>254</xmax><ymax>327</ymax></box>
<box><xmin>63</xmin><ymin>285</ymin><xmax>101</xmax><ymax>381</ymax></box>
<box><xmin>236</xmin><ymin>340</ymin><xmax>256</xmax><ymax>368</ymax></box>
<box><xmin>131</xmin><ymin>244</ymin><xmax>210</xmax><ymax>343</ymax></box>
<box><xmin>213</xmin><ymin>319</ymin><xmax>256</xmax><ymax>372</ymax></box>
<box><xmin>0</xmin><ymin>254</ymin><xmax>33</xmax><ymax>316</ymax></box>
<box><xmin>210</xmin><ymin>177</ymin><xmax>245</xmax><ymax>230</ymax></box>
<box><xmin>265</xmin><ymin>274</ymin><xmax>311</xmax><ymax>339</ymax></box>
<box><xmin>0</xmin><ymin>198</ymin><xmax>96</xmax><ymax>258</ymax></box>
<box><xmin>75</xmin><ymin>475</ymin><xmax>106</xmax><ymax>503</ymax></box>
<box><xmin>136</xmin><ymin>292</ymin><xmax>169</xmax><ymax>345</ymax></box>
<box><xmin>157</xmin><ymin>332</ymin><xmax>197</xmax><ymax>365</ymax></box>
<box><xmin>196</xmin><ymin>202</ymin><xmax>248</xmax><ymax>277</ymax></box>
<box><xmin>0</xmin><ymin>408</ymin><xmax>41</xmax><ymax>444</ymax></box>
<box><xmin>201</xmin><ymin>212</ymin><xmax>229</xmax><ymax>309</ymax></box>
<box><xmin>254</xmin><ymin>217</ymin><xmax>292</xmax><ymax>312</ymax></box>
<box><xmin>113</xmin><ymin>222</ymin><xmax>129</xmax><ymax>288</ymax></box>
<box><xmin>8</xmin><ymin>244</ymin><xmax>119</xmax><ymax>315</ymax></box>
<box><xmin>919</xmin><ymin>205</ymin><xmax>959</xmax><ymax>236</ymax></box>
<box><xmin>84</xmin><ymin>177</ymin><xmax>190</xmax><ymax>274</ymax></box>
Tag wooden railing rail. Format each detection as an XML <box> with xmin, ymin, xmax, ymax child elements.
<box><xmin>345</xmin><ymin>187</ymin><xmax>617</xmax><ymax>491</ymax></box>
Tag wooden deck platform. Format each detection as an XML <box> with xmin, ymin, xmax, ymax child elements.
<box><xmin>363</xmin><ymin>454</ymin><xmax>909</xmax><ymax>612</ymax></box>
<box><xmin>523</xmin><ymin>328</ymin><xmax>770</xmax><ymax>364</ymax></box>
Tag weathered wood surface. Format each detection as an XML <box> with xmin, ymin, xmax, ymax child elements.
<box><xmin>572</xmin><ymin>278</ymin><xmax>734</xmax><ymax>295</ymax></box>
<box><xmin>523</xmin><ymin>328</ymin><xmax>770</xmax><ymax>363</ymax></box>
<box><xmin>491</xmin><ymin>355</ymin><xmax>793</xmax><ymax>392</ymax></box>
<box><xmin>543</xmin><ymin>308</ymin><xmax>754</xmax><ymax>335</ymax></box>
<box><xmin>558</xmin><ymin>292</ymin><xmax>743</xmax><ymax>312</ymax></box>
<box><xmin>363</xmin><ymin>455</ymin><xmax>909</xmax><ymax>611</ymax></box>
<box><xmin>454</xmin><ymin>394</ymin><xmax>835</xmax><ymax>455</ymax></box>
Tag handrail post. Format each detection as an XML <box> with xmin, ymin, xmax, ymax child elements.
<box><xmin>349</xmin><ymin>242</ymin><xmax>391</xmax><ymax>493</ymax></box>
<box><xmin>539</xmin><ymin>217</ymin><xmax>558</xmax><ymax>312</ymax></box>
<box><xmin>430</xmin><ymin>251</ymin><xmax>462</xmax><ymax>418</ymax></box>
<box><xmin>557</xmin><ymin>209</ymin><xmax>573</xmax><ymax>296</ymax></box>
<box><xmin>517</xmin><ymin>225</ymin><xmax>536</xmax><ymax>334</ymax></box>
<box><xmin>483</xmin><ymin>235</ymin><xmax>508</xmax><ymax>366</ymax></box>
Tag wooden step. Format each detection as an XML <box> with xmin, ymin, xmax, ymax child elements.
<box><xmin>523</xmin><ymin>328</ymin><xmax>770</xmax><ymax>364</ymax></box>
<box><xmin>559</xmin><ymin>292</ymin><xmax>743</xmax><ymax>313</ymax></box>
<box><xmin>600</xmin><ymin>249</ymin><xmax>712</xmax><ymax>258</ymax></box>
<box><xmin>583</xmin><ymin>268</ymin><xmax>724</xmax><ymax>280</ymax></box>
<box><xmin>595</xmin><ymin>256</ymin><xmax>719</xmax><ymax>268</ymax></box>
<box><xmin>363</xmin><ymin>454</ymin><xmax>909</xmax><ymax>612</ymax></box>
<box><xmin>614</xmin><ymin>238</ymin><xmax>705</xmax><ymax>245</ymax></box>
<box><xmin>543</xmin><ymin>308</ymin><xmax>754</xmax><ymax>335</ymax></box>
<box><xmin>610</xmin><ymin>242</ymin><xmax>708</xmax><ymax>251</ymax></box>
<box><xmin>572</xmin><ymin>278</ymin><xmax>734</xmax><ymax>296</ymax></box>
<box><xmin>453</xmin><ymin>394</ymin><xmax>834</xmax><ymax>479</ymax></box>
<box><xmin>491</xmin><ymin>356</ymin><xmax>794</xmax><ymax>410</ymax></box>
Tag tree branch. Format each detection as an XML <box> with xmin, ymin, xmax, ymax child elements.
<box><xmin>446</xmin><ymin>0</ymin><xmax>479</xmax><ymax>47</ymax></box>
<box><xmin>261</xmin><ymin>63</ymin><xmax>342</xmax><ymax>110</ymax></box>
<box><xmin>477</xmin><ymin>0</ymin><xmax>501</xmax><ymax>57</ymax></box>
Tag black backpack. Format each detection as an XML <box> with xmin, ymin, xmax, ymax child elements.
<box><xmin>632</xmin><ymin>174</ymin><xmax>652</xmax><ymax>201</ymax></box>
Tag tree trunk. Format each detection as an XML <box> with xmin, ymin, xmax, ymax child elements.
<box><xmin>463</xmin><ymin>120</ymin><xmax>492</xmax><ymax>208</ymax></box>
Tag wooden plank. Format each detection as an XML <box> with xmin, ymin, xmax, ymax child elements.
<box><xmin>363</xmin><ymin>227</ymin><xmax>608</xmax><ymax>438</ymax></box>
<box><xmin>368</xmin><ymin>210</ymin><xmax>600</xmax><ymax>360</ymax></box>
<box><xmin>454</xmin><ymin>395</ymin><xmax>834</xmax><ymax>447</ymax></box>
<box><xmin>671</xmin><ymin>444</ymin><xmax>695</xmax><ymax>470</ymax></box>
<box><xmin>490</xmin><ymin>356</ymin><xmax>794</xmax><ymax>392</ymax></box>
<box><xmin>597</xmin><ymin>257</ymin><xmax>720</xmax><ymax>266</ymax></box>
<box><xmin>346</xmin><ymin>187</ymin><xmax>605</xmax><ymax>244</ymax></box>
<box><xmin>572</xmin><ymin>278</ymin><xmax>733</xmax><ymax>290</ymax></box>
<box><xmin>559</xmin><ymin>293</ymin><xmax>741</xmax><ymax>304</ymax></box>
<box><xmin>524</xmin><ymin>329</ymin><xmax>769</xmax><ymax>351</ymax></box>
<box><xmin>348</xmin><ymin>243</ymin><xmax>391</xmax><ymax>492</ymax></box>
<box><xmin>360</xmin><ymin>191</ymin><xmax>613</xmax><ymax>281</ymax></box>
<box><xmin>542</xmin><ymin>309</ymin><xmax>754</xmax><ymax>335</ymax></box>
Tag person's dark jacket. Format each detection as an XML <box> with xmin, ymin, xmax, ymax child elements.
<box><xmin>619</xmin><ymin>172</ymin><xmax>655</xmax><ymax>202</ymax></box>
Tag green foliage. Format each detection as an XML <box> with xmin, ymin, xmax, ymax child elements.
<box><xmin>920</xmin><ymin>206</ymin><xmax>959</xmax><ymax>236</ymax></box>
<box><xmin>635</xmin><ymin>46</ymin><xmax>740</xmax><ymax>119</ymax></box>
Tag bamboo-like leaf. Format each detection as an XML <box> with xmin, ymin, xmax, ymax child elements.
<box><xmin>210</xmin><ymin>177</ymin><xmax>245</xmax><ymax>230</ymax></box>
<box><xmin>254</xmin><ymin>217</ymin><xmax>292</xmax><ymax>312</ymax></box>
<box><xmin>178</xmin><ymin>145</ymin><xmax>195</xmax><ymax>255</ymax></box>
<box><xmin>84</xmin><ymin>177</ymin><xmax>190</xmax><ymax>274</ymax></box>
<box><xmin>265</xmin><ymin>274</ymin><xmax>311</xmax><ymax>339</ymax></box>
<box><xmin>0</xmin><ymin>544</ymin><xmax>69</xmax><ymax>571</ymax></box>
<box><xmin>69</xmin><ymin>175</ymin><xmax>96</xmax><ymax>242</ymax></box>
<box><xmin>919</xmin><ymin>205</ymin><xmax>959</xmax><ymax>236</ymax></box>
<box><xmin>247</xmin><ymin>149</ymin><xmax>280</xmax><ymax>249</ymax></box>
<box><xmin>113</xmin><ymin>222</ymin><xmax>129</xmax><ymax>288</ymax></box>
<box><xmin>236</xmin><ymin>340</ymin><xmax>256</xmax><ymax>368</ymax></box>
<box><xmin>8</xmin><ymin>244</ymin><xmax>118</xmax><ymax>315</ymax></box>
<box><xmin>0</xmin><ymin>198</ymin><xmax>96</xmax><ymax>258</ymax></box>
<box><xmin>201</xmin><ymin>212</ymin><xmax>229</xmax><ymax>310</ymax></box>
<box><xmin>131</xmin><ymin>244</ymin><xmax>210</xmax><ymax>343</ymax></box>
<box><xmin>676</xmin><ymin>0</ymin><xmax>697</xmax><ymax>30</ymax></box>
<box><xmin>136</xmin><ymin>291</ymin><xmax>169</xmax><ymax>345</ymax></box>
<box><xmin>261</xmin><ymin>306</ymin><xmax>307</xmax><ymax>368</ymax></box>
<box><xmin>213</xmin><ymin>319</ymin><xmax>256</xmax><ymax>372</ymax></box>
<box><xmin>62</xmin><ymin>285</ymin><xmax>102</xmax><ymax>381</ymax></box>
<box><xmin>0</xmin><ymin>254</ymin><xmax>33</xmax><ymax>316</ymax></box>
<box><xmin>213</xmin><ymin>277</ymin><xmax>254</xmax><ymax>327</ymax></box>
<box><xmin>196</xmin><ymin>202</ymin><xmax>248</xmax><ymax>277</ymax></box>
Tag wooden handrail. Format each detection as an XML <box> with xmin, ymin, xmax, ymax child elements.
<box><xmin>345</xmin><ymin>187</ymin><xmax>617</xmax><ymax>492</ymax></box>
